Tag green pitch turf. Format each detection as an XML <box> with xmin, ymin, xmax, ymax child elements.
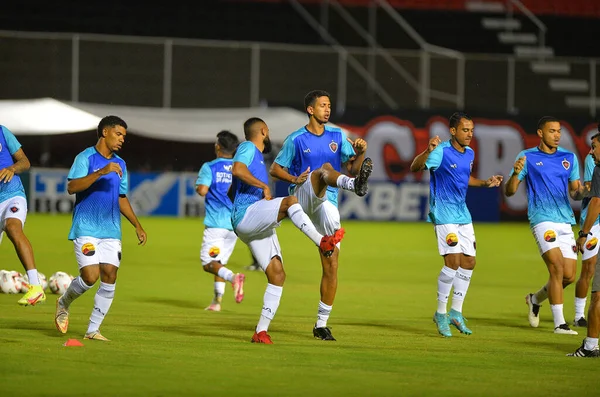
<box><xmin>0</xmin><ymin>215</ymin><xmax>597</xmax><ymax>396</ymax></box>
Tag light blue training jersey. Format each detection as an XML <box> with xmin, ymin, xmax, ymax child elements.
<box><xmin>67</xmin><ymin>147</ymin><xmax>128</xmax><ymax>240</ymax></box>
<box><xmin>512</xmin><ymin>146</ymin><xmax>579</xmax><ymax>226</ymax></box>
<box><xmin>579</xmin><ymin>154</ymin><xmax>598</xmax><ymax>227</ymax></box>
<box><xmin>230</xmin><ymin>141</ymin><xmax>268</xmax><ymax>229</ymax></box>
<box><xmin>0</xmin><ymin>125</ymin><xmax>26</xmax><ymax>202</ymax></box>
<box><xmin>196</xmin><ymin>158</ymin><xmax>234</xmax><ymax>231</ymax></box>
<box><xmin>274</xmin><ymin>125</ymin><xmax>355</xmax><ymax>207</ymax></box>
<box><xmin>425</xmin><ymin>141</ymin><xmax>474</xmax><ymax>225</ymax></box>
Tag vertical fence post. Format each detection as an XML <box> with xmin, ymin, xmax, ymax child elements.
<box><xmin>71</xmin><ymin>34</ymin><xmax>80</xmax><ymax>102</ymax></box>
<box><xmin>591</xmin><ymin>59</ymin><xmax>597</xmax><ymax>119</ymax></box>
<box><xmin>419</xmin><ymin>50</ymin><xmax>430</xmax><ymax>109</ymax></box>
<box><xmin>163</xmin><ymin>39</ymin><xmax>173</xmax><ymax>108</ymax></box>
<box><xmin>507</xmin><ymin>56</ymin><xmax>516</xmax><ymax>114</ymax></box>
<box><xmin>337</xmin><ymin>51</ymin><xmax>347</xmax><ymax>116</ymax></box>
<box><xmin>457</xmin><ymin>57</ymin><xmax>465</xmax><ymax>110</ymax></box>
<box><xmin>250</xmin><ymin>43</ymin><xmax>261</xmax><ymax>107</ymax></box>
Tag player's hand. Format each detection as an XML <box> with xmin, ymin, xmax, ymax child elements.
<box><xmin>263</xmin><ymin>186</ymin><xmax>272</xmax><ymax>200</ymax></box>
<box><xmin>136</xmin><ymin>227</ymin><xmax>147</xmax><ymax>246</ymax></box>
<box><xmin>0</xmin><ymin>167</ymin><xmax>15</xmax><ymax>183</ymax></box>
<box><xmin>576</xmin><ymin>236</ymin><xmax>587</xmax><ymax>254</ymax></box>
<box><xmin>294</xmin><ymin>167</ymin><xmax>310</xmax><ymax>184</ymax></box>
<box><xmin>352</xmin><ymin>138</ymin><xmax>367</xmax><ymax>155</ymax></box>
<box><xmin>512</xmin><ymin>156</ymin><xmax>526</xmax><ymax>175</ymax></box>
<box><xmin>427</xmin><ymin>136</ymin><xmax>441</xmax><ymax>153</ymax></box>
<box><xmin>486</xmin><ymin>175</ymin><xmax>504</xmax><ymax>187</ymax></box>
<box><xmin>99</xmin><ymin>162</ymin><xmax>123</xmax><ymax>177</ymax></box>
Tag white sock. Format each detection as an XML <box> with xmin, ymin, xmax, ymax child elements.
<box><xmin>60</xmin><ymin>276</ymin><xmax>93</xmax><ymax>309</ymax></box>
<box><xmin>216</xmin><ymin>267</ymin><xmax>234</xmax><ymax>282</ymax></box>
<box><xmin>451</xmin><ymin>268</ymin><xmax>473</xmax><ymax>313</ymax></box>
<box><xmin>437</xmin><ymin>266</ymin><xmax>456</xmax><ymax>314</ymax></box>
<box><xmin>214</xmin><ymin>281</ymin><xmax>226</xmax><ymax>301</ymax></box>
<box><xmin>574</xmin><ymin>297</ymin><xmax>587</xmax><ymax>320</ymax></box>
<box><xmin>87</xmin><ymin>282</ymin><xmax>116</xmax><ymax>334</ymax></box>
<box><xmin>287</xmin><ymin>203</ymin><xmax>323</xmax><ymax>246</ymax></box>
<box><xmin>316</xmin><ymin>301</ymin><xmax>332</xmax><ymax>328</ymax></box>
<box><xmin>336</xmin><ymin>175</ymin><xmax>354</xmax><ymax>191</ymax></box>
<box><xmin>550</xmin><ymin>304</ymin><xmax>566</xmax><ymax>328</ymax></box>
<box><xmin>256</xmin><ymin>283</ymin><xmax>283</xmax><ymax>333</ymax></box>
<box><xmin>533</xmin><ymin>286</ymin><xmax>548</xmax><ymax>305</ymax></box>
<box><xmin>584</xmin><ymin>337</ymin><xmax>599</xmax><ymax>351</ymax></box>
<box><xmin>26</xmin><ymin>269</ymin><xmax>40</xmax><ymax>286</ymax></box>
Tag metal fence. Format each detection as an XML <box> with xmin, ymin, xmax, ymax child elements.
<box><xmin>0</xmin><ymin>30</ymin><xmax>598</xmax><ymax>117</ymax></box>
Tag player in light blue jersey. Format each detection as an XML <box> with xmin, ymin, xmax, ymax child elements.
<box><xmin>505</xmin><ymin>116</ymin><xmax>585</xmax><ymax>335</ymax></box>
<box><xmin>574</xmin><ymin>144</ymin><xmax>599</xmax><ymax>327</ymax></box>
<box><xmin>411</xmin><ymin>112</ymin><xmax>503</xmax><ymax>337</ymax></box>
<box><xmin>195</xmin><ymin>130</ymin><xmax>245</xmax><ymax>312</ymax></box>
<box><xmin>232</xmin><ymin>117</ymin><xmax>345</xmax><ymax>344</ymax></box>
<box><xmin>0</xmin><ymin>125</ymin><xmax>46</xmax><ymax>306</ymax></box>
<box><xmin>270</xmin><ymin>90</ymin><xmax>372</xmax><ymax>341</ymax></box>
<box><xmin>55</xmin><ymin>116</ymin><xmax>147</xmax><ymax>341</ymax></box>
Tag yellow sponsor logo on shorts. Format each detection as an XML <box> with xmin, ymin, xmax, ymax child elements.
<box><xmin>82</xmin><ymin>243</ymin><xmax>96</xmax><ymax>257</ymax></box>
<box><xmin>586</xmin><ymin>237</ymin><xmax>598</xmax><ymax>251</ymax></box>
<box><xmin>446</xmin><ymin>233</ymin><xmax>458</xmax><ymax>247</ymax></box>
<box><xmin>209</xmin><ymin>246</ymin><xmax>220</xmax><ymax>258</ymax></box>
<box><xmin>544</xmin><ymin>230</ymin><xmax>556</xmax><ymax>243</ymax></box>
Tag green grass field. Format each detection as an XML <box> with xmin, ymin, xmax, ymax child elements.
<box><xmin>0</xmin><ymin>215</ymin><xmax>597</xmax><ymax>396</ymax></box>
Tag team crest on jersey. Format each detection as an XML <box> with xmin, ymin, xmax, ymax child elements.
<box><xmin>9</xmin><ymin>206</ymin><xmax>18</xmax><ymax>213</ymax></box>
<box><xmin>446</xmin><ymin>233</ymin><xmax>458</xmax><ymax>247</ymax></box>
<box><xmin>544</xmin><ymin>230</ymin><xmax>556</xmax><ymax>242</ymax></box>
<box><xmin>209</xmin><ymin>246</ymin><xmax>220</xmax><ymax>258</ymax></box>
<box><xmin>562</xmin><ymin>158</ymin><xmax>570</xmax><ymax>170</ymax></box>
<box><xmin>329</xmin><ymin>140</ymin><xmax>338</xmax><ymax>153</ymax></box>
<box><xmin>81</xmin><ymin>243</ymin><xmax>96</xmax><ymax>257</ymax></box>
<box><xmin>586</xmin><ymin>237</ymin><xmax>598</xmax><ymax>251</ymax></box>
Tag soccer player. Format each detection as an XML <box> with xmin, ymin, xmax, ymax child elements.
<box><xmin>54</xmin><ymin>116</ymin><xmax>147</xmax><ymax>341</ymax></box>
<box><xmin>573</xmin><ymin>125</ymin><xmax>600</xmax><ymax>327</ymax></box>
<box><xmin>269</xmin><ymin>89</ymin><xmax>372</xmax><ymax>341</ymax></box>
<box><xmin>196</xmin><ymin>130</ymin><xmax>244</xmax><ymax>311</ymax></box>
<box><xmin>0</xmin><ymin>124</ymin><xmax>46</xmax><ymax>306</ymax></box>
<box><xmin>505</xmin><ymin>116</ymin><xmax>584</xmax><ymax>335</ymax></box>
<box><xmin>232</xmin><ymin>117</ymin><xmax>345</xmax><ymax>344</ymax></box>
<box><xmin>568</xmin><ymin>131</ymin><xmax>600</xmax><ymax>357</ymax></box>
<box><xmin>410</xmin><ymin>112</ymin><xmax>503</xmax><ymax>337</ymax></box>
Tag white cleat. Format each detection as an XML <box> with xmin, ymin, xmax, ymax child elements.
<box><xmin>554</xmin><ymin>324</ymin><xmax>578</xmax><ymax>335</ymax></box>
<box><xmin>525</xmin><ymin>293</ymin><xmax>540</xmax><ymax>328</ymax></box>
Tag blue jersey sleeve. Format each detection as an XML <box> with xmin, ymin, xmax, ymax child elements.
<box><xmin>569</xmin><ymin>154</ymin><xmax>580</xmax><ymax>182</ymax></box>
<box><xmin>584</xmin><ymin>155</ymin><xmax>595</xmax><ymax>182</ymax></box>
<box><xmin>511</xmin><ymin>151</ymin><xmax>528</xmax><ymax>181</ymax></box>
<box><xmin>341</xmin><ymin>134</ymin><xmax>356</xmax><ymax>164</ymax></box>
<box><xmin>120</xmin><ymin>164</ymin><xmax>128</xmax><ymax>195</ymax></box>
<box><xmin>233</xmin><ymin>142</ymin><xmax>255</xmax><ymax>166</ymax></box>
<box><xmin>274</xmin><ymin>136</ymin><xmax>295</xmax><ymax>168</ymax></box>
<box><xmin>425</xmin><ymin>146</ymin><xmax>443</xmax><ymax>170</ymax></box>
<box><xmin>196</xmin><ymin>163</ymin><xmax>212</xmax><ymax>187</ymax></box>
<box><xmin>67</xmin><ymin>152</ymin><xmax>90</xmax><ymax>180</ymax></box>
<box><xmin>1</xmin><ymin>126</ymin><xmax>22</xmax><ymax>155</ymax></box>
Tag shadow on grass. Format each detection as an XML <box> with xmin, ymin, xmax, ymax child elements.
<box><xmin>141</xmin><ymin>324</ymin><xmax>249</xmax><ymax>342</ymax></box>
<box><xmin>1</xmin><ymin>320</ymin><xmax>64</xmax><ymax>337</ymax></box>
<box><xmin>134</xmin><ymin>297</ymin><xmax>204</xmax><ymax>310</ymax></box>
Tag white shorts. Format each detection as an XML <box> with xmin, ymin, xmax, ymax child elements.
<box><xmin>0</xmin><ymin>196</ymin><xmax>28</xmax><ymax>245</ymax></box>
<box><xmin>293</xmin><ymin>176</ymin><xmax>342</xmax><ymax>238</ymax></box>
<box><xmin>531</xmin><ymin>221</ymin><xmax>577</xmax><ymax>259</ymax></box>
<box><xmin>581</xmin><ymin>223</ymin><xmax>600</xmax><ymax>261</ymax></box>
<box><xmin>73</xmin><ymin>237</ymin><xmax>122</xmax><ymax>269</ymax></box>
<box><xmin>434</xmin><ymin>223</ymin><xmax>476</xmax><ymax>256</ymax></box>
<box><xmin>235</xmin><ymin>198</ymin><xmax>284</xmax><ymax>271</ymax></box>
<box><xmin>200</xmin><ymin>228</ymin><xmax>237</xmax><ymax>266</ymax></box>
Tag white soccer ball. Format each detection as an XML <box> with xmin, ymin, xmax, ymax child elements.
<box><xmin>48</xmin><ymin>272</ymin><xmax>74</xmax><ymax>295</ymax></box>
<box><xmin>21</xmin><ymin>272</ymin><xmax>48</xmax><ymax>292</ymax></box>
<box><xmin>0</xmin><ymin>270</ymin><xmax>24</xmax><ymax>294</ymax></box>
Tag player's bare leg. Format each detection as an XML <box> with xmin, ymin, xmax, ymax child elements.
<box><xmin>574</xmin><ymin>256</ymin><xmax>596</xmax><ymax>326</ymax></box>
<box><xmin>568</xmin><ymin>291</ymin><xmax>600</xmax><ymax>357</ymax></box>
<box><xmin>202</xmin><ymin>261</ymin><xmax>244</xmax><ymax>303</ymax></box>
<box><xmin>309</xmin><ymin>160</ymin><xmax>372</xmax><ymax>198</ymax></box>
<box><xmin>206</xmin><ymin>275</ymin><xmax>226</xmax><ymax>311</ymax></box>
<box><xmin>541</xmin><ymin>249</ymin><xmax>577</xmax><ymax>334</ymax></box>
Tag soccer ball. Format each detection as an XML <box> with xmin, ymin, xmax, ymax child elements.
<box><xmin>0</xmin><ymin>270</ymin><xmax>24</xmax><ymax>294</ymax></box>
<box><xmin>48</xmin><ymin>272</ymin><xmax>74</xmax><ymax>295</ymax></box>
<box><xmin>21</xmin><ymin>272</ymin><xmax>49</xmax><ymax>292</ymax></box>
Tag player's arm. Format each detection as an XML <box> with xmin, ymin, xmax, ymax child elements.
<box><xmin>468</xmin><ymin>175</ymin><xmax>503</xmax><ymax>188</ymax></box>
<box><xmin>0</xmin><ymin>149</ymin><xmax>30</xmax><ymax>183</ymax></box>
<box><xmin>344</xmin><ymin>138</ymin><xmax>367</xmax><ymax>176</ymax></box>
<box><xmin>195</xmin><ymin>163</ymin><xmax>211</xmax><ymax>197</ymax></box>
<box><xmin>410</xmin><ymin>136</ymin><xmax>441</xmax><ymax>172</ymax></box>
<box><xmin>67</xmin><ymin>162</ymin><xmax>122</xmax><ymax>194</ymax></box>
<box><xmin>577</xmin><ymin>167</ymin><xmax>600</xmax><ymax>252</ymax></box>
<box><xmin>504</xmin><ymin>156</ymin><xmax>526</xmax><ymax>197</ymax></box>
<box><xmin>270</xmin><ymin>162</ymin><xmax>309</xmax><ymax>184</ymax></box>
<box><xmin>196</xmin><ymin>185</ymin><xmax>209</xmax><ymax>196</ymax></box>
<box><xmin>233</xmin><ymin>161</ymin><xmax>268</xmax><ymax>190</ymax></box>
<box><xmin>569</xmin><ymin>180</ymin><xmax>585</xmax><ymax>201</ymax></box>
<box><xmin>119</xmin><ymin>196</ymin><xmax>147</xmax><ymax>246</ymax></box>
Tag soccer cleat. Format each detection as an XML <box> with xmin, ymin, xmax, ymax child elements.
<box><xmin>567</xmin><ymin>340</ymin><xmax>600</xmax><ymax>357</ymax></box>
<box><xmin>525</xmin><ymin>293</ymin><xmax>541</xmax><ymax>328</ymax></box>
<box><xmin>313</xmin><ymin>325</ymin><xmax>336</xmax><ymax>341</ymax></box>
<box><xmin>319</xmin><ymin>228</ymin><xmax>346</xmax><ymax>257</ymax></box>
<box><xmin>54</xmin><ymin>296</ymin><xmax>69</xmax><ymax>334</ymax></box>
<box><xmin>448</xmin><ymin>309</ymin><xmax>472</xmax><ymax>335</ymax></box>
<box><xmin>554</xmin><ymin>323</ymin><xmax>578</xmax><ymax>335</ymax></box>
<box><xmin>251</xmin><ymin>331</ymin><xmax>273</xmax><ymax>344</ymax></box>
<box><xmin>573</xmin><ymin>317</ymin><xmax>588</xmax><ymax>327</ymax></box>
<box><xmin>204</xmin><ymin>303</ymin><xmax>221</xmax><ymax>312</ymax></box>
<box><xmin>433</xmin><ymin>312</ymin><xmax>452</xmax><ymax>337</ymax></box>
<box><xmin>84</xmin><ymin>331</ymin><xmax>110</xmax><ymax>341</ymax></box>
<box><xmin>18</xmin><ymin>284</ymin><xmax>46</xmax><ymax>306</ymax></box>
<box><xmin>232</xmin><ymin>273</ymin><xmax>245</xmax><ymax>303</ymax></box>
<box><xmin>354</xmin><ymin>157</ymin><xmax>373</xmax><ymax>197</ymax></box>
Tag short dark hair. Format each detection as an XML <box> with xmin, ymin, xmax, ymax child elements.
<box><xmin>449</xmin><ymin>112</ymin><xmax>472</xmax><ymax>129</ymax></box>
<box><xmin>591</xmin><ymin>132</ymin><xmax>600</xmax><ymax>144</ymax></box>
<box><xmin>304</xmin><ymin>90</ymin><xmax>331</xmax><ymax>117</ymax></box>
<box><xmin>97</xmin><ymin>115</ymin><xmax>127</xmax><ymax>139</ymax></box>
<box><xmin>243</xmin><ymin>117</ymin><xmax>265</xmax><ymax>140</ymax></box>
<box><xmin>537</xmin><ymin>116</ymin><xmax>560</xmax><ymax>131</ymax></box>
<box><xmin>216</xmin><ymin>130</ymin><xmax>239</xmax><ymax>154</ymax></box>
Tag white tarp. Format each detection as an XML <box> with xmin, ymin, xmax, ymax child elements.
<box><xmin>0</xmin><ymin>98</ymin><xmax>348</xmax><ymax>143</ymax></box>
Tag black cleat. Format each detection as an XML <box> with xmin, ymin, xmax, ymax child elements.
<box><xmin>567</xmin><ymin>340</ymin><xmax>600</xmax><ymax>357</ymax></box>
<box><xmin>573</xmin><ymin>317</ymin><xmax>588</xmax><ymax>327</ymax></box>
<box><xmin>354</xmin><ymin>157</ymin><xmax>372</xmax><ymax>197</ymax></box>
<box><xmin>313</xmin><ymin>325</ymin><xmax>336</xmax><ymax>341</ymax></box>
